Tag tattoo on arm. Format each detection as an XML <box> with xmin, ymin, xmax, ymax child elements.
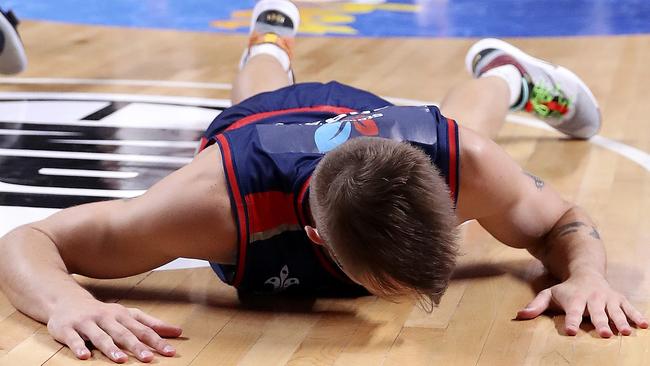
<box><xmin>540</xmin><ymin>222</ymin><xmax>602</xmax><ymax>259</ymax></box>
<box><xmin>523</xmin><ymin>171</ymin><xmax>545</xmax><ymax>191</ymax></box>
<box><xmin>589</xmin><ymin>227</ymin><xmax>601</xmax><ymax>240</ymax></box>
<box><xmin>555</xmin><ymin>221</ymin><xmax>588</xmax><ymax>237</ymax></box>
<box><xmin>553</xmin><ymin>221</ymin><xmax>601</xmax><ymax>240</ymax></box>
<box><xmin>559</xmin><ymin>229</ymin><xmax>579</xmax><ymax>237</ymax></box>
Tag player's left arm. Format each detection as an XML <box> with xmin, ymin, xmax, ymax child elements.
<box><xmin>455</xmin><ymin>126</ymin><xmax>648</xmax><ymax>337</ymax></box>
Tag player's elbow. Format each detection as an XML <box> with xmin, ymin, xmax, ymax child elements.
<box><xmin>0</xmin><ymin>224</ymin><xmax>66</xmax><ymax>273</ymax></box>
<box><xmin>0</xmin><ymin>224</ymin><xmax>45</xmax><ymax>251</ymax></box>
<box><xmin>543</xmin><ymin>202</ymin><xmax>580</xmax><ymax>236</ymax></box>
<box><xmin>28</xmin><ymin>217</ymin><xmax>100</xmax><ymax>275</ymax></box>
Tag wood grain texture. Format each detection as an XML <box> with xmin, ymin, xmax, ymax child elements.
<box><xmin>0</xmin><ymin>20</ymin><xmax>649</xmax><ymax>365</ymax></box>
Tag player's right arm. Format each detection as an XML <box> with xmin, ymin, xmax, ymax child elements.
<box><xmin>455</xmin><ymin>127</ymin><xmax>647</xmax><ymax>337</ymax></box>
<box><xmin>0</xmin><ymin>143</ymin><xmax>237</xmax><ymax>363</ymax></box>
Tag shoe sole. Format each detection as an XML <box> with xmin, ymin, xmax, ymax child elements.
<box><xmin>0</xmin><ymin>11</ymin><xmax>26</xmax><ymax>74</ymax></box>
<box><xmin>465</xmin><ymin>38</ymin><xmax>601</xmax><ymax>137</ymax></box>
<box><xmin>250</xmin><ymin>0</ymin><xmax>301</xmax><ymax>36</ymax></box>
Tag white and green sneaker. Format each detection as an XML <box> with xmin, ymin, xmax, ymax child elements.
<box><xmin>0</xmin><ymin>8</ymin><xmax>26</xmax><ymax>74</ymax></box>
<box><xmin>466</xmin><ymin>38</ymin><xmax>601</xmax><ymax>139</ymax></box>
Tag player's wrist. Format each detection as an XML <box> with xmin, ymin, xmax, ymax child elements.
<box><xmin>567</xmin><ymin>268</ymin><xmax>606</xmax><ymax>283</ymax></box>
<box><xmin>45</xmin><ymin>287</ymin><xmax>96</xmax><ymax>318</ymax></box>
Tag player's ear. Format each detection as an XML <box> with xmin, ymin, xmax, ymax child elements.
<box><xmin>304</xmin><ymin>226</ymin><xmax>325</xmax><ymax>245</ymax></box>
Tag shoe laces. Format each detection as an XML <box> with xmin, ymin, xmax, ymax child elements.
<box><xmin>525</xmin><ymin>70</ymin><xmax>572</xmax><ymax>119</ymax></box>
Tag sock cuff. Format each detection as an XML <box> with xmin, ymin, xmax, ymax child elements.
<box><xmin>247</xmin><ymin>43</ymin><xmax>291</xmax><ymax>71</ymax></box>
<box><xmin>481</xmin><ymin>64</ymin><xmax>524</xmax><ymax>109</ymax></box>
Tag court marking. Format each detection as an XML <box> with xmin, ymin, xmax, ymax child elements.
<box><xmin>0</xmin><ymin>148</ymin><xmax>192</xmax><ymax>165</ymax></box>
<box><xmin>38</xmin><ymin>168</ymin><xmax>138</xmax><ymax>179</ymax></box>
<box><xmin>50</xmin><ymin>139</ymin><xmax>199</xmax><ymax>149</ymax></box>
<box><xmin>0</xmin><ymin>129</ymin><xmax>79</xmax><ymax>136</ymax></box>
<box><xmin>0</xmin><ymin>77</ymin><xmax>232</xmax><ymax>91</ymax></box>
<box><xmin>0</xmin><ymin>78</ymin><xmax>647</xmax><ymax>272</ymax></box>
<box><xmin>0</xmin><ymin>180</ymin><xmax>144</xmax><ymax>198</ymax></box>
<box><xmin>506</xmin><ymin>114</ymin><xmax>650</xmax><ymax>172</ymax></box>
<box><xmin>0</xmin><ymin>87</ymin><xmax>231</xmax><ymax>105</ymax></box>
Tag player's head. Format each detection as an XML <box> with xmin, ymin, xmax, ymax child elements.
<box><xmin>309</xmin><ymin>137</ymin><xmax>459</xmax><ymax>309</ymax></box>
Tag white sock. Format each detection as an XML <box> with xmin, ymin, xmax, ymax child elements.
<box><xmin>241</xmin><ymin>43</ymin><xmax>291</xmax><ymax>71</ymax></box>
<box><xmin>481</xmin><ymin>64</ymin><xmax>523</xmax><ymax>107</ymax></box>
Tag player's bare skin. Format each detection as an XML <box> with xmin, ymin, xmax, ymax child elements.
<box><xmin>0</xmin><ymin>31</ymin><xmax>647</xmax><ymax>366</ymax></box>
<box><xmin>0</xmin><ymin>143</ymin><xmax>237</xmax><ymax>363</ymax></box>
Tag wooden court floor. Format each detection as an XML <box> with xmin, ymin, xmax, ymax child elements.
<box><xmin>1</xmin><ymin>21</ymin><xmax>650</xmax><ymax>365</ymax></box>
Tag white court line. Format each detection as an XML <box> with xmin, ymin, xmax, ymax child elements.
<box><xmin>0</xmin><ymin>91</ymin><xmax>231</xmax><ymax>108</ymax></box>
<box><xmin>39</xmin><ymin>168</ymin><xmax>139</xmax><ymax>179</ymax></box>
<box><xmin>0</xmin><ymin>129</ymin><xmax>80</xmax><ymax>136</ymax></box>
<box><xmin>0</xmin><ymin>77</ymin><xmax>232</xmax><ymax>91</ymax></box>
<box><xmin>0</xmin><ymin>180</ymin><xmax>144</xmax><ymax>198</ymax></box>
<box><xmin>589</xmin><ymin>136</ymin><xmax>650</xmax><ymax>172</ymax></box>
<box><xmin>154</xmin><ymin>258</ymin><xmax>211</xmax><ymax>271</ymax></box>
<box><xmin>0</xmin><ymin>148</ymin><xmax>193</xmax><ymax>164</ymax></box>
<box><xmin>51</xmin><ymin>139</ymin><xmax>199</xmax><ymax>148</ymax></box>
<box><xmin>0</xmin><ymin>118</ymin><xmax>207</xmax><ymax>130</ymax></box>
<box><xmin>506</xmin><ymin>114</ymin><xmax>650</xmax><ymax>172</ymax></box>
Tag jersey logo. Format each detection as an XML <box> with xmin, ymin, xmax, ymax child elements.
<box><xmin>264</xmin><ymin>265</ymin><xmax>300</xmax><ymax>292</ymax></box>
<box><xmin>314</xmin><ymin>111</ymin><xmax>380</xmax><ymax>152</ymax></box>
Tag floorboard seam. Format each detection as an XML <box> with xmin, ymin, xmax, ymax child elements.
<box><xmin>473</xmin><ymin>284</ymin><xmax>499</xmax><ymax>366</ymax></box>
<box><xmin>186</xmin><ymin>310</ymin><xmax>237</xmax><ymax>366</ymax></box>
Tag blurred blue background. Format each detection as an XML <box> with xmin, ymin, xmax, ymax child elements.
<box><xmin>5</xmin><ymin>0</ymin><xmax>650</xmax><ymax>37</ymax></box>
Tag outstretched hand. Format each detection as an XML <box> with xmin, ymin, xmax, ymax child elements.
<box><xmin>516</xmin><ymin>274</ymin><xmax>648</xmax><ymax>337</ymax></box>
<box><xmin>47</xmin><ymin>298</ymin><xmax>182</xmax><ymax>363</ymax></box>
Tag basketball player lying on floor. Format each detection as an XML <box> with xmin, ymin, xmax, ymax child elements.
<box><xmin>1</xmin><ymin>1</ymin><xmax>647</xmax><ymax>364</ymax></box>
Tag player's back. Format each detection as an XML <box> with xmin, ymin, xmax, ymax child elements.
<box><xmin>197</xmin><ymin>104</ymin><xmax>460</xmax><ymax>295</ymax></box>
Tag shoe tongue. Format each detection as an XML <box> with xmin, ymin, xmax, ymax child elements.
<box><xmin>257</xmin><ymin>10</ymin><xmax>294</xmax><ymax>28</ymax></box>
<box><xmin>255</xmin><ymin>10</ymin><xmax>295</xmax><ymax>37</ymax></box>
<box><xmin>254</xmin><ymin>22</ymin><xmax>295</xmax><ymax>38</ymax></box>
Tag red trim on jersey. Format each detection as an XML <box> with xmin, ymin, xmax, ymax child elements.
<box><xmin>446</xmin><ymin>119</ymin><xmax>459</xmax><ymax>205</ymax></box>
<box><xmin>245</xmin><ymin>191</ymin><xmax>298</xmax><ymax>235</ymax></box>
<box><xmin>296</xmin><ymin>176</ymin><xmax>312</xmax><ymax>227</ymax></box>
<box><xmin>226</xmin><ymin>105</ymin><xmax>356</xmax><ymax>131</ymax></box>
<box><xmin>215</xmin><ymin>134</ymin><xmax>248</xmax><ymax>287</ymax></box>
<box><xmin>197</xmin><ymin>136</ymin><xmax>209</xmax><ymax>152</ymax></box>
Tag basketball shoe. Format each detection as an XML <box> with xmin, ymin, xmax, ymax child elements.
<box><xmin>466</xmin><ymin>38</ymin><xmax>601</xmax><ymax>139</ymax></box>
<box><xmin>0</xmin><ymin>8</ymin><xmax>26</xmax><ymax>74</ymax></box>
<box><xmin>239</xmin><ymin>0</ymin><xmax>300</xmax><ymax>82</ymax></box>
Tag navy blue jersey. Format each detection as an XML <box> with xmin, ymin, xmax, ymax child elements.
<box><xmin>198</xmin><ymin>82</ymin><xmax>459</xmax><ymax>296</ymax></box>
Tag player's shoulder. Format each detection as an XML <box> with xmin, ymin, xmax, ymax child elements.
<box><xmin>195</xmin><ymin>142</ymin><xmax>224</xmax><ymax>166</ymax></box>
<box><xmin>455</xmin><ymin>125</ymin><xmax>495</xmax><ymax>218</ymax></box>
<box><xmin>457</xmin><ymin>125</ymin><xmax>489</xmax><ymax>166</ymax></box>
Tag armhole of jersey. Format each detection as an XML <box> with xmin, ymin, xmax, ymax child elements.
<box><xmin>446</xmin><ymin>119</ymin><xmax>460</xmax><ymax>207</ymax></box>
<box><xmin>197</xmin><ymin>136</ymin><xmax>209</xmax><ymax>151</ymax></box>
<box><xmin>215</xmin><ymin>134</ymin><xmax>249</xmax><ymax>287</ymax></box>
